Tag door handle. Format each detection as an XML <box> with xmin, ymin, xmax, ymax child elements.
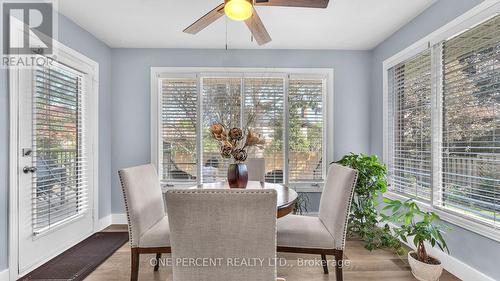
<box><xmin>23</xmin><ymin>166</ymin><xmax>37</xmax><ymax>174</ymax></box>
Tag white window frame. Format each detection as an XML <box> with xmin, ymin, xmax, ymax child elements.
<box><xmin>151</xmin><ymin>67</ymin><xmax>334</xmax><ymax>192</ymax></box>
<box><xmin>383</xmin><ymin>0</ymin><xmax>500</xmax><ymax>242</ymax></box>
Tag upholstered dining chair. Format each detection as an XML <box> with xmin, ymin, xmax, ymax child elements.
<box><xmin>118</xmin><ymin>164</ymin><xmax>172</xmax><ymax>281</ymax></box>
<box><xmin>246</xmin><ymin>158</ymin><xmax>266</xmax><ymax>182</ymax></box>
<box><xmin>277</xmin><ymin>163</ymin><xmax>358</xmax><ymax>281</ymax></box>
<box><xmin>166</xmin><ymin>189</ymin><xmax>285</xmax><ymax>281</ymax></box>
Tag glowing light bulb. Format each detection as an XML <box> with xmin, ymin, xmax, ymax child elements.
<box><xmin>224</xmin><ymin>0</ymin><xmax>253</xmax><ymax>21</ymax></box>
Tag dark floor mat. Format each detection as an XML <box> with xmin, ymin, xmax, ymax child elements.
<box><xmin>19</xmin><ymin>232</ymin><xmax>129</xmax><ymax>281</ymax></box>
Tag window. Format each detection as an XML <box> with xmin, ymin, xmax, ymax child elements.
<box><xmin>244</xmin><ymin>78</ymin><xmax>285</xmax><ymax>183</ymax></box>
<box><xmin>439</xmin><ymin>15</ymin><xmax>499</xmax><ymax>225</ymax></box>
<box><xmin>33</xmin><ymin>61</ymin><xmax>89</xmax><ymax>232</ymax></box>
<box><xmin>387</xmin><ymin>50</ymin><xmax>432</xmax><ymax>200</ymax></box>
<box><xmin>202</xmin><ymin>77</ymin><xmax>242</xmax><ymax>181</ymax></box>
<box><xmin>385</xmin><ymin>12</ymin><xmax>500</xmax><ymax>234</ymax></box>
<box><xmin>160</xmin><ymin>78</ymin><xmax>198</xmax><ymax>183</ymax></box>
<box><xmin>288</xmin><ymin>79</ymin><xmax>325</xmax><ymax>182</ymax></box>
<box><xmin>153</xmin><ymin>69</ymin><xmax>332</xmax><ymax>189</ymax></box>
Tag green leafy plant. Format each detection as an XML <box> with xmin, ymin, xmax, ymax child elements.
<box><xmin>293</xmin><ymin>192</ymin><xmax>310</xmax><ymax>215</ymax></box>
<box><xmin>336</xmin><ymin>153</ymin><xmax>399</xmax><ymax>250</ymax></box>
<box><xmin>381</xmin><ymin>198</ymin><xmax>450</xmax><ymax>263</ymax></box>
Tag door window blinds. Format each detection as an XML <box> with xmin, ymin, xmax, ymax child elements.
<box><xmin>33</xmin><ymin>62</ymin><xmax>88</xmax><ymax>232</ymax></box>
<box><xmin>439</xmin><ymin>15</ymin><xmax>500</xmax><ymax>226</ymax></box>
<box><xmin>387</xmin><ymin>50</ymin><xmax>432</xmax><ymax>200</ymax></box>
<box><xmin>160</xmin><ymin>78</ymin><xmax>198</xmax><ymax>182</ymax></box>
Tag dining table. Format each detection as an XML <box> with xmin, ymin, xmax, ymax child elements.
<box><xmin>189</xmin><ymin>181</ymin><xmax>298</xmax><ymax>218</ymax></box>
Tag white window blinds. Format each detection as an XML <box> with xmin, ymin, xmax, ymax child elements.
<box><xmin>439</xmin><ymin>15</ymin><xmax>500</xmax><ymax>226</ymax></box>
<box><xmin>244</xmin><ymin>77</ymin><xmax>285</xmax><ymax>183</ymax></box>
<box><xmin>202</xmin><ymin>77</ymin><xmax>242</xmax><ymax>182</ymax></box>
<box><xmin>387</xmin><ymin>50</ymin><xmax>432</xmax><ymax>200</ymax></box>
<box><xmin>160</xmin><ymin>78</ymin><xmax>198</xmax><ymax>182</ymax></box>
<box><xmin>33</xmin><ymin>62</ymin><xmax>88</xmax><ymax>232</ymax></box>
<box><xmin>157</xmin><ymin>71</ymin><xmax>328</xmax><ymax>187</ymax></box>
<box><xmin>386</xmin><ymin>14</ymin><xmax>500</xmax><ymax>231</ymax></box>
<box><xmin>288</xmin><ymin>79</ymin><xmax>325</xmax><ymax>182</ymax></box>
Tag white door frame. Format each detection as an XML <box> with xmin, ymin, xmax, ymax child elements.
<box><xmin>8</xmin><ymin>39</ymin><xmax>99</xmax><ymax>280</ymax></box>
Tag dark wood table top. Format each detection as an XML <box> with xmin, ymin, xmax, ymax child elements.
<box><xmin>190</xmin><ymin>181</ymin><xmax>298</xmax><ymax>218</ymax></box>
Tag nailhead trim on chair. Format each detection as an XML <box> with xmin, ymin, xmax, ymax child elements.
<box><xmin>336</xmin><ymin>170</ymin><xmax>358</xmax><ymax>251</ymax></box>
<box><xmin>118</xmin><ymin>170</ymin><xmax>138</xmax><ymax>248</ymax></box>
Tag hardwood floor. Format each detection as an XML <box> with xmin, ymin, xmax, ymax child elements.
<box><xmin>87</xmin><ymin>225</ymin><xmax>460</xmax><ymax>281</ymax></box>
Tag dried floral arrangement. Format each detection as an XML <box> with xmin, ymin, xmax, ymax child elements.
<box><xmin>209</xmin><ymin>123</ymin><xmax>265</xmax><ymax>163</ymax></box>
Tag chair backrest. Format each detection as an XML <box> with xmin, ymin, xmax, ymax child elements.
<box><xmin>118</xmin><ymin>164</ymin><xmax>165</xmax><ymax>248</ymax></box>
<box><xmin>166</xmin><ymin>189</ymin><xmax>277</xmax><ymax>281</ymax></box>
<box><xmin>246</xmin><ymin>158</ymin><xmax>266</xmax><ymax>182</ymax></box>
<box><xmin>318</xmin><ymin>163</ymin><xmax>358</xmax><ymax>250</ymax></box>
<box><xmin>201</xmin><ymin>166</ymin><xmax>217</xmax><ymax>183</ymax></box>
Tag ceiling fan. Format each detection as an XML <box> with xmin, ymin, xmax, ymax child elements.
<box><xmin>183</xmin><ymin>0</ymin><xmax>330</xmax><ymax>45</ymax></box>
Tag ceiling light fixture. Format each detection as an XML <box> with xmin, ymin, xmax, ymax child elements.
<box><xmin>224</xmin><ymin>0</ymin><xmax>253</xmax><ymax>21</ymax></box>
<box><xmin>183</xmin><ymin>0</ymin><xmax>330</xmax><ymax>46</ymax></box>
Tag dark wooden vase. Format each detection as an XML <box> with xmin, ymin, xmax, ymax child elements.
<box><xmin>227</xmin><ymin>163</ymin><xmax>248</xmax><ymax>188</ymax></box>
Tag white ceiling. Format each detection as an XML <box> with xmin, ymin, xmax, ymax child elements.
<box><xmin>57</xmin><ymin>0</ymin><xmax>436</xmax><ymax>50</ymax></box>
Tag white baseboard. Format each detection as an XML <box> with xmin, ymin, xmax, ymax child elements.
<box><xmin>111</xmin><ymin>213</ymin><xmax>127</xmax><ymax>224</ymax></box>
<box><xmin>96</xmin><ymin>215</ymin><xmax>112</xmax><ymax>232</ymax></box>
<box><xmin>0</xmin><ymin>269</ymin><xmax>9</xmax><ymax>281</ymax></box>
<box><xmin>97</xmin><ymin>213</ymin><xmax>127</xmax><ymax>230</ymax></box>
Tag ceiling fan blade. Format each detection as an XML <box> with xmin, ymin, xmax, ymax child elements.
<box><xmin>183</xmin><ymin>3</ymin><xmax>225</xmax><ymax>34</ymax></box>
<box><xmin>254</xmin><ymin>0</ymin><xmax>329</xmax><ymax>8</ymax></box>
<box><xmin>244</xmin><ymin>8</ymin><xmax>271</xmax><ymax>45</ymax></box>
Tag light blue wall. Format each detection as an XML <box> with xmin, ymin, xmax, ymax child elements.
<box><xmin>0</xmin><ymin>14</ymin><xmax>112</xmax><ymax>271</ymax></box>
<box><xmin>110</xmin><ymin>49</ymin><xmax>372</xmax><ymax>214</ymax></box>
<box><xmin>370</xmin><ymin>0</ymin><xmax>500</xmax><ymax>279</ymax></box>
<box><xmin>58</xmin><ymin>15</ymin><xmax>113</xmax><ymax>221</ymax></box>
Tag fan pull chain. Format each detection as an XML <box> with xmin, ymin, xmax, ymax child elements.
<box><xmin>225</xmin><ymin>16</ymin><xmax>228</xmax><ymax>50</ymax></box>
<box><xmin>251</xmin><ymin>0</ymin><xmax>255</xmax><ymax>43</ymax></box>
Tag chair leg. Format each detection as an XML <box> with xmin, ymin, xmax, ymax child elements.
<box><xmin>334</xmin><ymin>250</ymin><xmax>343</xmax><ymax>281</ymax></box>
<box><xmin>321</xmin><ymin>254</ymin><xmax>329</xmax><ymax>274</ymax></box>
<box><xmin>154</xmin><ymin>253</ymin><xmax>161</xmax><ymax>271</ymax></box>
<box><xmin>131</xmin><ymin>248</ymin><xmax>140</xmax><ymax>281</ymax></box>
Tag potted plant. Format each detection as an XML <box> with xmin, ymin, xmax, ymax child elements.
<box><xmin>381</xmin><ymin>198</ymin><xmax>450</xmax><ymax>281</ymax></box>
<box><xmin>209</xmin><ymin>123</ymin><xmax>265</xmax><ymax>188</ymax></box>
<box><xmin>336</xmin><ymin>153</ymin><xmax>400</xmax><ymax>250</ymax></box>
